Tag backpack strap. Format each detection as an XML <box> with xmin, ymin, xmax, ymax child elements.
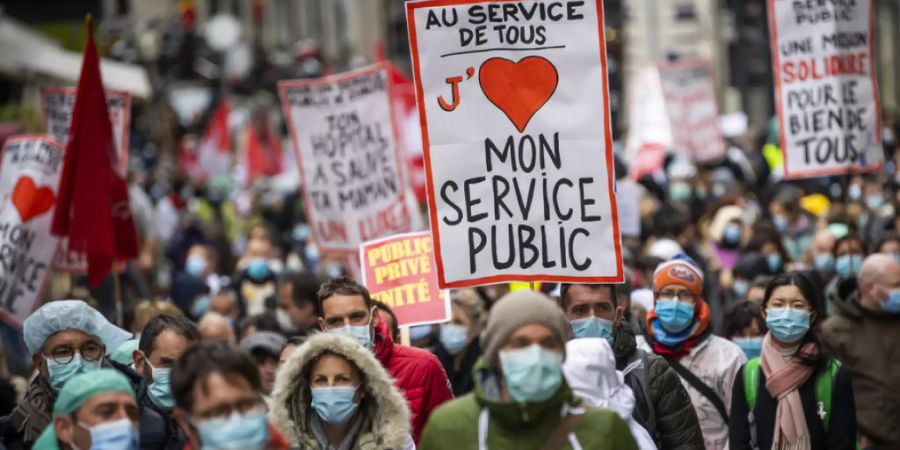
<box><xmin>743</xmin><ymin>358</ymin><xmax>761</xmax><ymax>409</ymax></box>
<box><xmin>816</xmin><ymin>359</ymin><xmax>841</xmax><ymax>430</ymax></box>
<box><xmin>665</xmin><ymin>356</ymin><xmax>730</xmax><ymax>425</ymax></box>
<box><xmin>538</xmin><ymin>405</ymin><xmax>586</xmax><ymax>450</ymax></box>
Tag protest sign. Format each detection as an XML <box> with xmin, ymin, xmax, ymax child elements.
<box><xmin>40</xmin><ymin>87</ymin><xmax>132</xmax><ymax>273</ymax></box>
<box><xmin>360</xmin><ymin>232</ymin><xmax>450</xmax><ymax>327</ymax></box>
<box><xmin>0</xmin><ymin>135</ymin><xmax>64</xmax><ymax>328</ymax></box>
<box><xmin>658</xmin><ymin>60</ymin><xmax>725</xmax><ymax>163</ymax></box>
<box><xmin>407</xmin><ymin>0</ymin><xmax>623</xmax><ymax>287</ymax></box>
<box><xmin>278</xmin><ymin>64</ymin><xmax>413</xmax><ymax>253</ymax></box>
<box><xmin>768</xmin><ymin>0</ymin><xmax>882</xmax><ymax>178</ymax></box>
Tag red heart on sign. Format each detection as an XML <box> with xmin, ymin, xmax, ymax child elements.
<box><xmin>479</xmin><ymin>56</ymin><xmax>559</xmax><ymax>133</ymax></box>
<box><xmin>11</xmin><ymin>176</ymin><xmax>55</xmax><ymax>223</ymax></box>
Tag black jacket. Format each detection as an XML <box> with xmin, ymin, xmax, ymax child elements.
<box><xmin>109</xmin><ymin>360</ymin><xmax>186</xmax><ymax>450</ymax></box>
<box><xmin>613</xmin><ymin>323</ymin><xmax>705</xmax><ymax>450</ymax></box>
<box><xmin>729</xmin><ymin>360</ymin><xmax>856</xmax><ymax>450</ymax></box>
<box><xmin>434</xmin><ymin>339</ymin><xmax>481</xmax><ymax>397</ymax></box>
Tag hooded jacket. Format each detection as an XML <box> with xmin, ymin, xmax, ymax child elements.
<box><xmin>823</xmin><ymin>277</ymin><xmax>900</xmax><ymax>448</ymax></box>
<box><xmin>646</xmin><ymin>301</ymin><xmax>746</xmax><ymax>449</ymax></box>
<box><xmin>271</xmin><ymin>333</ymin><xmax>413</xmax><ymax>450</ymax></box>
<box><xmin>371</xmin><ymin>316</ymin><xmax>453</xmax><ymax>443</ymax></box>
<box><xmin>418</xmin><ymin>357</ymin><xmax>638</xmax><ymax>450</ymax></box>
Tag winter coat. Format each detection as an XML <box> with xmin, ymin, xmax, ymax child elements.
<box><xmin>418</xmin><ymin>357</ymin><xmax>638</xmax><ymax>450</ymax></box>
<box><xmin>562</xmin><ymin>338</ymin><xmax>657</xmax><ymax>450</ymax></box>
<box><xmin>646</xmin><ymin>329</ymin><xmax>746</xmax><ymax>449</ymax></box>
<box><xmin>613</xmin><ymin>324</ymin><xmax>704</xmax><ymax>450</ymax></box>
<box><xmin>434</xmin><ymin>338</ymin><xmax>481</xmax><ymax>397</ymax></box>
<box><xmin>270</xmin><ymin>333</ymin><xmax>414</xmax><ymax>450</ymax></box>
<box><xmin>728</xmin><ymin>359</ymin><xmax>856</xmax><ymax>450</ymax></box>
<box><xmin>106</xmin><ymin>360</ymin><xmax>185</xmax><ymax>450</ymax></box>
<box><xmin>822</xmin><ymin>277</ymin><xmax>900</xmax><ymax>448</ymax></box>
<box><xmin>371</xmin><ymin>317</ymin><xmax>453</xmax><ymax>443</ymax></box>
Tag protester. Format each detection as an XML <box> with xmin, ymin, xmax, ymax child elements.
<box><xmin>32</xmin><ymin>369</ymin><xmax>139</xmax><ymax>450</ymax></box>
<box><xmin>270</xmin><ymin>332</ymin><xmax>414</xmax><ymax>449</ymax></box>
<box><xmin>171</xmin><ymin>245</ymin><xmax>215</xmax><ymax>315</ymax></box>
<box><xmin>822</xmin><ymin>254</ymin><xmax>900</xmax><ymax>448</ymax></box>
<box><xmin>197</xmin><ymin>313</ymin><xmax>237</xmax><ymax>344</ymax></box>
<box><xmin>562</xmin><ymin>338</ymin><xmax>657</xmax><ymax>450</ymax></box>
<box><xmin>418</xmin><ymin>290</ymin><xmax>638</xmax><ymax>449</ymax></box>
<box><xmin>433</xmin><ymin>289</ymin><xmax>487</xmax><ymax>397</ymax></box>
<box><xmin>239</xmin><ymin>331</ymin><xmax>286</xmax><ymax>396</ymax></box>
<box><xmin>207</xmin><ymin>290</ymin><xmax>240</xmax><ymax>324</ymax></box>
<box><xmin>278</xmin><ymin>336</ymin><xmax>306</xmax><ymax>368</ymax></box>
<box><xmin>132</xmin><ymin>301</ymin><xmax>184</xmax><ymax>339</ymax></box>
<box><xmin>372</xmin><ymin>301</ymin><xmax>401</xmax><ymax>343</ymax></box>
<box><xmin>131</xmin><ymin>314</ymin><xmax>200</xmax><ymax>450</ymax></box>
<box><xmin>316</xmin><ymin>277</ymin><xmax>452</xmax><ymax>443</ymax></box>
<box><xmin>0</xmin><ymin>300</ymin><xmax>131</xmax><ymax>448</ymax></box>
<box><xmin>732</xmin><ymin>253</ymin><xmax>768</xmax><ymax>302</ymax></box>
<box><xmin>769</xmin><ymin>188</ymin><xmax>816</xmax><ymax>262</ymax></box>
<box><xmin>875</xmin><ymin>234</ymin><xmax>900</xmax><ymax>261</ymax></box>
<box><xmin>276</xmin><ymin>272</ymin><xmax>321</xmax><ymax>335</ymax></box>
<box><xmin>559</xmin><ymin>283</ymin><xmax>703</xmax><ymax>449</ymax></box>
<box><xmin>730</xmin><ymin>272</ymin><xmax>856</xmax><ymax>449</ymax></box>
<box><xmin>807</xmin><ymin>229</ymin><xmax>837</xmax><ymax>280</ymax></box>
<box><xmin>644</xmin><ymin>256</ymin><xmax>746</xmax><ymax>449</ymax></box>
<box><xmin>232</xmin><ymin>237</ymin><xmax>279</xmax><ymax>317</ymax></box>
<box><xmin>723</xmin><ymin>300</ymin><xmax>766</xmax><ymax>360</ymax></box>
<box><xmin>170</xmin><ymin>342</ymin><xmax>289</xmax><ymax>450</ymax></box>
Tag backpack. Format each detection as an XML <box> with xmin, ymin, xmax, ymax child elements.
<box><xmin>742</xmin><ymin>357</ymin><xmax>841</xmax><ymax>449</ymax></box>
<box><xmin>623</xmin><ymin>350</ymin><xmax>662</xmax><ymax>447</ymax></box>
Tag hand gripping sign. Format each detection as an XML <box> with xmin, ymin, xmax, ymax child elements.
<box><xmin>279</xmin><ymin>64</ymin><xmax>413</xmax><ymax>253</ymax></box>
<box><xmin>407</xmin><ymin>0</ymin><xmax>623</xmax><ymax>288</ymax></box>
<box><xmin>768</xmin><ymin>0</ymin><xmax>882</xmax><ymax>178</ymax></box>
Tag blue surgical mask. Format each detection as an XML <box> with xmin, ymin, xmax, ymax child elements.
<box><xmin>246</xmin><ymin>258</ymin><xmax>271</xmax><ymax>281</ymax></box>
<box><xmin>732</xmin><ymin>280</ymin><xmax>750</xmax><ymax>299</ymax></box>
<box><xmin>773</xmin><ymin>215</ymin><xmax>788</xmax><ymax>232</ymax></box>
<box><xmin>814</xmin><ymin>253</ymin><xmax>835</xmax><ymax>273</ymax></box>
<box><xmin>571</xmin><ymin>316</ymin><xmax>614</xmax><ymax>345</ymax></box>
<box><xmin>439</xmin><ymin>324</ymin><xmax>469</xmax><ymax>355</ymax></box>
<box><xmin>731</xmin><ymin>336</ymin><xmax>763</xmax><ymax>360</ymax></box>
<box><xmin>865</xmin><ymin>194</ymin><xmax>884</xmax><ymax>210</ymax></box>
<box><xmin>892</xmin><ymin>252</ymin><xmax>900</xmax><ymax>264</ymax></box>
<box><xmin>191</xmin><ymin>296</ymin><xmax>210</xmax><ymax>318</ymax></box>
<box><xmin>654</xmin><ymin>299</ymin><xmax>695</xmax><ymax>333</ymax></box>
<box><xmin>80</xmin><ymin>418</ymin><xmax>138</xmax><ymax>450</ymax></box>
<box><xmin>670</xmin><ymin>183</ymin><xmax>692</xmax><ymax>202</ymax></box>
<box><xmin>499</xmin><ymin>344</ymin><xmax>563</xmax><ymax>403</ymax></box>
<box><xmin>45</xmin><ymin>354</ymin><xmax>102</xmax><ymax>391</ymax></box>
<box><xmin>186</xmin><ymin>255</ymin><xmax>207</xmax><ymax>278</ymax></box>
<box><xmin>311</xmin><ymin>386</ymin><xmax>360</xmax><ymax>425</ymax></box>
<box><xmin>766</xmin><ymin>254</ymin><xmax>783</xmax><ymax>273</ymax></box>
<box><xmin>409</xmin><ymin>325</ymin><xmax>433</xmax><ymax>342</ymax></box>
<box><xmin>848</xmin><ymin>184</ymin><xmax>862</xmax><ymax>201</ymax></box>
<box><xmin>766</xmin><ymin>308</ymin><xmax>810</xmax><ymax>343</ymax></box>
<box><xmin>723</xmin><ymin>223</ymin><xmax>742</xmax><ymax>247</ymax></box>
<box><xmin>330</xmin><ymin>324</ymin><xmax>373</xmax><ymax>349</ymax></box>
<box><xmin>835</xmin><ymin>254</ymin><xmax>863</xmax><ymax>279</ymax></box>
<box><xmin>197</xmin><ymin>409</ymin><xmax>269</xmax><ymax>450</ymax></box>
<box><xmin>145</xmin><ymin>358</ymin><xmax>175</xmax><ymax>410</ymax></box>
<box><xmin>882</xmin><ymin>288</ymin><xmax>900</xmax><ymax>314</ymax></box>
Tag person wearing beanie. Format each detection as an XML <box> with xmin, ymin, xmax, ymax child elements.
<box><xmin>645</xmin><ymin>255</ymin><xmax>746</xmax><ymax>450</ymax></box>
<box><xmin>419</xmin><ymin>290</ymin><xmax>638</xmax><ymax>450</ymax></box>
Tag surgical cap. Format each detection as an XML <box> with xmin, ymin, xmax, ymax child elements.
<box><xmin>53</xmin><ymin>369</ymin><xmax>135</xmax><ymax>417</ymax></box>
<box><xmin>109</xmin><ymin>339</ymin><xmax>140</xmax><ymax>366</ymax></box>
<box><xmin>23</xmin><ymin>300</ymin><xmax>132</xmax><ymax>355</ymax></box>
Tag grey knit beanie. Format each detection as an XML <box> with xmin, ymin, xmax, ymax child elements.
<box><xmin>480</xmin><ymin>290</ymin><xmax>573</xmax><ymax>365</ymax></box>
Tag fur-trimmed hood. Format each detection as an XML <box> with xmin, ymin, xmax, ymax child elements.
<box><xmin>270</xmin><ymin>332</ymin><xmax>411</xmax><ymax>449</ymax></box>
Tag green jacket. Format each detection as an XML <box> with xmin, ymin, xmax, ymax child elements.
<box><xmin>419</xmin><ymin>358</ymin><xmax>637</xmax><ymax>450</ymax></box>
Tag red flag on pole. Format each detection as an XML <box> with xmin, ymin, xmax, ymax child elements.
<box><xmin>52</xmin><ymin>16</ymin><xmax>138</xmax><ymax>288</ymax></box>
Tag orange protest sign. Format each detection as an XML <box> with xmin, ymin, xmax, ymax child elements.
<box><xmin>359</xmin><ymin>231</ymin><xmax>450</xmax><ymax>327</ymax></box>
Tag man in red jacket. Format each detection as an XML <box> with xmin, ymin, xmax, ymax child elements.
<box><xmin>317</xmin><ymin>277</ymin><xmax>453</xmax><ymax>443</ymax></box>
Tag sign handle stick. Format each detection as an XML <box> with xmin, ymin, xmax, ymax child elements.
<box><xmin>113</xmin><ymin>270</ymin><xmax>123</xmax><ymax>327</ymax></box>
<box><xmin>530</xmin><ymin>282</ymin><xmax>537</xmax><ymax>292</ymax></box>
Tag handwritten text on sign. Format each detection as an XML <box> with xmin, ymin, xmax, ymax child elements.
<box><xmin>658</xmin><ymin>61</ymin><xmax>725</xmax><ymax>163</ymax></box>
<box><xmin>279</xmin><ymin>65</ymin><xmax>412</xmax><ymax>252</ymax></box>
<box><xmin>0</xmin><ymin>136</ymin><xmax>64</xmax><ymax>328</ymax></box>
<box><xmin>407</xmin><ymin>0</ymin><xmax>623</xmax><ymax>287</ymax></box>
<box><xmin>360</xmin><ymin>232</ymin><xmax>450</xmax><ymax>327</ymax></box>
<box><xmin>769</xmin><ymin>0</ymin><xmax>881</xmax><ymax>178</ymax></box>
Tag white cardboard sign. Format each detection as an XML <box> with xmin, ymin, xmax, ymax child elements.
<box><xmin>658</xmin><ymin>60</ymin><xmax>726</xmax><ymax>163</ymax></box>
<box><xmin>407</xmin><ymin>0</ymin><xmax>623</xmax><ymax>288</ymax></box>
<box><xmin>768</xmin><ymin>0</ymin><xmax>882</xmax><ymax>178</ymax></box>
<box><xmin>279</xmin><ymin>64</ymin><xmax>413</xmax><ymax>252</ymax></box>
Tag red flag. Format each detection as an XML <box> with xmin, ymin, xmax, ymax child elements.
<box><xmin>52</xmin><ymin>17</ymin><xmax>138</xmax><ymax>288</ymax></box>
<box><xmin>197</xmin><ymin>100</ymin><xmax>232</xmax><ymax>179</ymax></box>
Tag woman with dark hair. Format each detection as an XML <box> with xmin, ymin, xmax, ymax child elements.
<box><xmin>747</xmin><ymin>233</ymin><xmax>792</xmax><ymax>276</ymax></box>
<box><xmin>729</xmin><ymin>272</ymin><xmax>856</xmax><ymax>450</ymax></box>
<box><xmin>724</xmin><ymin>300</ymin><xmax>767</xmax><ymax>360</ymax></box>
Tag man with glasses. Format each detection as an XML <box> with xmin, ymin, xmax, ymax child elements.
<box><xmin>0</xmin><ymin>300</ymin><xmax>131</xmax><ymax>449</ymax></box>
<box><xmin>316</xmin><ymin>277</ymin><xmax>452</xmax><ymax>444</ymax></box>
<box><xmin>130</xmin><ymin>314</ymin><xmax>200</xmax><ymax>450</ymax></box>
<box><xmin>32</xmin><ymin>369</ymin><xmax>140</xmax><ymax>450</ymax></box>
<box><xmin>645</xmin><ymin>255</ymin><xmax>745</xmax><ymax>450</ymax></box>
<box><xmin>169</xmin><ymin>342</ymin><xmax>289</xmax><ymax>450</ymax></box>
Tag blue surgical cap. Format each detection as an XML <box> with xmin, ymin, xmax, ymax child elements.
<box><xmin>23</xmin><ymin>300</ymin><xmax>132</xmax><ymax>355</ymax></box>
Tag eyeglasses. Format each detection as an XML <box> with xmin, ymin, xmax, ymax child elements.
<box><xmin>193</xmin><ymin>396</ymin><xmax>267</xmax><ymax>421</ymax></box>
<box><xmin>656</xmin><ymin>291</ymin><xmax>696</xmax><ymax>302</ymax></box>
<box><xmin>44</xmin><ymin>342</ymin><xmax>104</xmax><ymax>364</ymax></box>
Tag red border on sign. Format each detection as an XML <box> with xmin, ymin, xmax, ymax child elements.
<box><xmin>278</xmin><ymin>63</ymin><xmax>411</xmax><ymax>254</ymax></box>
<box><xmin>406</xmin><ymin>0</ymin><xmax>624</xmax><ymax>288</ymax></box>
<box><xmin>768</xmin><ymin>0</ymin><xmax>883</xmax><ymax>179</ymax></box>
<box><xmin>0</xmin><ymin>134</ymin><xmax>64</xmax><ymax>330</ymax></box>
